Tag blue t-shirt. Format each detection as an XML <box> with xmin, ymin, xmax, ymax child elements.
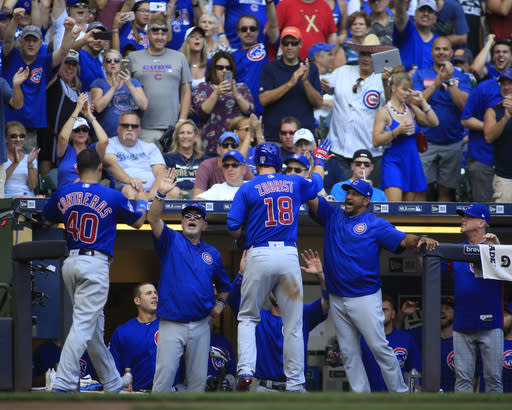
<box><xmin>443</xmin><ymin>245</ymin><xmax>504</xmax><ymax>332</ymax></box>
<box><xmin>119</xmin><ymin>23</ymin><xmax>148</xmax><ymax>55</ymax></box>
<box><xmin>212</xmin><ymin>0</ymin><xmax>270</xmax><ymax>50</ymax></box>
<box><xmin>412</xmin><ymin>67</ymin><xmax>472</xmax><ymax>144</ymax></box>
<box><xmin>89</xmin><ymin>77</ymin><xmax>143</xmax><ymax>137</ymax></box>
<box><xmin>393</xmin><ymin>17</ymin><xmax>436</xmax><ymax>71</ymax></box>
<box><xmin>361</xmin><ymin>328</ymin><xmax>422</xmax><ymax>392</ymax></box>
<box><xmin>109</xmin><ymin>318</ymin><xmax>159</xmax><ymax>391</ymax></box>
<box><xmin>432</xmin><ymin>0</ymin><xmax>469</xmax><ymax>38</ymax></box>
<box><xmin>43</xmin><ymin>182</ymin><xmax>142</xmax><ymax>257</ymax></box>
<box><xmin>330</xmin><ymin>179</ymin><xmax>387</xmax><ymax>202</ymax></box>
<box><xmin>461</xmin><ymin>78</ymin><xmax>501</xmax><ymax>166</ymax></box>
<box><xmin>227</xmin><ymin>273</ymin><xmax>327</xmax><ymax>381</ymax></box>
<box><xmin>503</xmin><ymin>339</ymin><xmax>512</xmax><ymax>393</ymax></box>
<box><xmin>79</xmin><ymin>49</ymin><xmax>105</xmax><ymax>91</ymax></box>
<box><xmin>259</xmin><ymin>58</ymin><xmax>322</xmax><ymax>141</ymax></box>
<box><xmin>233</xmin><ymin>43</ymin><xmax>268</xmax><ymax>116</ymax></box>
<box><xmin>167</xmin><ymin>0</ymin><xmax>194</xmax><ymax>51</ymax></box>
<box><xmin>312</xmin><ymin>197</ymin><xmax>406</xmax><ymax>297</ymax></box>
<box><xmin>227</xmin><ymin>172</ymin><xmax>323</xmax><ymax>246</ymax></box>
<box><xmin>0</xmin><ymin>78</ymin><xmax>12</xmax><ymax>163</ymax></box>
<box><xmin>4</xmin><ymin>47</ymin><xmax>52</xmax><ymax>128</ymax></box>
<box><xmin>152</xmin><ymin>225</ymin><xmax>231</xmax><ymax>322</ymax></box>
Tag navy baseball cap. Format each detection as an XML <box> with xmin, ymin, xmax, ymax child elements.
<box><xmin>504</xmin><ymin>302</ymin><xmax>512</xmax><ymax>315</ymax></box>
<box><xmin>352</xmin><ymin>149</ymin><xmax>373</xmax><ymax>161</ymax></box>
<box><xmin>218</xmin><ymin>131</ymin><xmax>240</xmax><ymax>145</ymax></box>
<box><xmin>456</xmin><ymin>203</ymin><xmax>490</xmax><ymax>223</ymax></box>
<box><xmin>182</xmin><ymin>203</ymin><xmax>207</xmax><ymax>221</ymax></box>
<box><xmin>222</xmin><ymin>150</ymin><xmax>245</xmax><ymax>163</ymax></box>
<box><xmin>498</xmin><ymin>68</ymin><xmax>512</xmax><ymax>83</ymax></box>
<box><xmin>86</xmin><ymin>21</ymin><xmax>106</xmax><ymax>33</ymax></box>
<box><xmin>285</xmin><ymin>153</ymin><xmax>310</xmax><ymax>170</ymax></box>
<box><xmin>453</xmin><ymin>48</ymin><xmax>473</xmax><ymax>63</ymax></box>
<box><xmin>15</xmin><ymin>0</ymin><xmax>31</xmax><ymax>11</ymax></box>
<box><xmin>342</xmin><ymin>179</ymin><xmax>373</xmax><ymax>198</ymax></box>
<box><xmin>308</xmin><ymin>42</ymin><xmax>336</xmax><ymax>60</ymax></box>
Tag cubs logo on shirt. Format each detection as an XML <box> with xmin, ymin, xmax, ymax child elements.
<box><xmin>469</xmin><ymin>262</ymin><xmax>475</xmax><ymax>273</ymax></box>
<box><xmin>79</xmin><ymin>358</ymin><xmax>88</xmax><ymax>377</ymax></box>
<box><xmin>393</xmin><ymin>347</ymin><xmax>408</xmax><ymax>369</ymax></box>
<box><xmin>363</xmin><ymin>90</ymin><xmax>380</xmax><ymax>109</ymax></box>
<box><xmin>504</xmin><ymin>350</ymin><xmax>512</xmax><ymax>369</ymax></box>
<box><xmin>247</xmin><ymin>43</ymin><xmax>266</xmax><ymax>61</ymax></box>
<box><xmin>30</xmin><ymin>67</ymin><xmax>43</xmax><ymax>83</ymax></box>
<box><xmin>210</xmin><ymin>346</ymin><xmax>228</xmax><ymax>370</ymax></box>
<box><xmin>154</xmin><ymin>330</ymin><xmax>159</xmax><ymax>345</ymax></box>
<box><xmin>446</xmin><ymin>350</ymin><xmax>455</xmax><ymax>371</ymax></box>
<box><xmin>353</xmin><ymin>223</ymin><xmax>367</xmax><ymax>235</ymax></box>
<box><xmin>202</xmin><ymin>252</ymin><xmax>213</xmax><ymax>264</ymax></box>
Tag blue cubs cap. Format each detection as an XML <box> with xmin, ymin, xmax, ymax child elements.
<box><xmin>222</xmin><ymin>150</ymin><xmax>245</xmax><ymax>163</ymax></box>
<box><xmin>182</xmin><ymin>203</ymin><xmax>207</xmax><ymax>221</ymax></box>
<box><xmin>456</xmin><ymin>203</ymin><xmax>490</xmax><ymax>223</ymax></box>
<box><xmin>504</xmin><ymin>302</ymin><xmax>512</xmax><ymax>315</ymax></box>
<box><xmin>15</xmin><ymin>0</ymin><xmax>31</xmax><ymax>11</ymax></box>
<box><xmin>498</xmin><ymin>68</ymin><xmax>512</xmax><ymax>83</ymax></box>
<box><xmin>218</xmin><ymin>131</ymin><xmax>240</xmax><ymax>145</ymax></box>
<box><xmin>308</xmin><ymin>42</ymin><xmax>336</xmax><ymax>60</ymax></box>
<box><xmin>342</xmin><ymin>178</ymin><xmax>373</xmax><ymax>198</ymax></box>
<box><xmin>284</xmin><ymin>153</ymin><xmax>310</xmax><ymax>170</ymax></box>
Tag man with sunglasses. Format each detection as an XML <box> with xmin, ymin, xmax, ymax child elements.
<box><xmin>78</xmin><ymin>21</ymin><xmax>108</xmax><ymax>91</ymax></box>
<box><xmin>197</xmin><ymin>150</ymin><xmax>247</xmax><ymax>200</ymax></box>
<box><xmin>148</xmin><ymin>170</ymin><xmax>231</xmax><ymax>392</ymax></box>
<box><xmin>104</xmin><ymin>111</ymin><xmax>166</xmax><ymax>199</ymax></box>
<box><xmin>283</xmin><ymin>153</ymin><xmax>310</xmax><ymax>178</ymax></box>
<box><xmin>128</xmin><ymin>16</ymin><xmax>192</xmax><ymax>147</ymax></box>
<box><xmin>259</xmin><ymin>26</ymin><xmax>323</xmax><ymax>142</ymax></box>
<box><xmin>330</xmin><ymin>149</ymin><xmax>387</xmax><ymax>201</ymax></box>
<box><xmin>233</xmin><ymin>10</ymin><xmax>279</xmax><ymax>117</ymax></box>
<box><xmin>279</xmin><ymin>116</ymin><xmax>301</xmax><ymax>161</ymax></box>
<box><xmin>192</xmin><ymin>131</ymin><xmax>253</xmax><ymax>198</ymax></box>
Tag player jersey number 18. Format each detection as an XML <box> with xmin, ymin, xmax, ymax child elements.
<box><xmin>264</xmin><ymin>196</ymin><xmax>293</xmax><ymax>227</ymax></box>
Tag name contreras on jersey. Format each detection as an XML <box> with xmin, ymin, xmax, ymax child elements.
<box><xmin>254</xmin><ymin>180</ymin><xmax>294</xmax><ymax>196</ymax></box>
<box><xmin>57</xmin><ymin>192</ymin><xmax>113</xmax><ymax>218</ymax></box>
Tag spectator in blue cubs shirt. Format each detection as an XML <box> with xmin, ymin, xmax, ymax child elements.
<box><xmin>361</xmin><ymin>295</ymin><xmax>422</xmax><ymax>392</ymax></box>
<box><xmin>503</xmin><ymin>302</ymin><xmax>512</xmax><ymax>393</ymax></box>
<box><xmin>444</xmin><ymin>204</ymin><xmax>504</xmax><ymax>392</ymax></box>
<box><xmin>471</xmin><ymin>35</ymin><xmax>512</xmax><ymax>82</ymax></box>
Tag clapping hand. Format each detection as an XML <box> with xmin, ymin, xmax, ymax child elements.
<box><xmin>158</xmin><ymin>167</ymin><xmax>177</xmax><ymax>195</ymax></box>
<box><xmin>300</xmin><ymin>249</ymin><xmax>324</xmax><ymax>281</ymax></box>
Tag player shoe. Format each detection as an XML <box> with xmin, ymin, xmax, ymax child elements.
<box><xmin>286</xmin><ymin>384</ymin><xmax>307</xmax><ymax>393</ymax></box>
<box><xmin>51</xmin><ymin>387</ymin><xmax>75</xmax><ymax>393</ymax></box>
<box><xmin>235</xmin><ymin>374</ymin><xmax>252</xmax><ymax>392</ymax></box>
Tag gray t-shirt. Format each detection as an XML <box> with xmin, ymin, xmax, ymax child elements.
<box><xmin>128</xmin><ymin>48</ymin><xmax>192</xmax><ymax>129</ymax></box>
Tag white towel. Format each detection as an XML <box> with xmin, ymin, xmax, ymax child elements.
<box><xmin>478</xmin><ymin>245</ymin><xmax>512</xmax><ymax>281</ymax></box>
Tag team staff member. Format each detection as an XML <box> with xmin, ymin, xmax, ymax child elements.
<box><xmin>227</xmin><ymin>140</ymin><xmax>330</xmax><ymax>392</ymax></box>
<box><xmin>109</xmin><ymin>283</ymin><xmax>159</xmax><ymax>391</ymax></box>
<box><xmin>307</xmin><ymin>178</ymin><xmax>438</xmax><ymax>393</ymax></box>
<box><xmin>148</xmin><ymin>169</ymin><xmax>231</xmax><ymax>392</ymax></box>
<box><xmin>43</xmin><ymin>149</ymin><xmax>148</xmax><ymax>393</ymax></box>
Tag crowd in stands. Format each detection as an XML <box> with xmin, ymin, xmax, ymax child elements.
<box><xmin>0</xmin><ymin>0</ymin><xmax>511</xmax><ymax>202</ymax></box>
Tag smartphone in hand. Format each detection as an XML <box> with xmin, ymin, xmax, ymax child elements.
<box><xmin>223</xmin><ymin>71</ymin><xmax>233</xmax><ymax>84</ymax></box>
<box><xmin>121</xmin><ymin>58</ymin><xmax>131</xmax><ymax>73</ymax></box>
<box><xmin>93</xmin><ymin>31</ymin><xmax>113</xmax><ymax>41</ymax></box>
<box><xmin>123</xmin><ymin>11</ymin><xmax>135</xmax><ymax>21</ymax></box>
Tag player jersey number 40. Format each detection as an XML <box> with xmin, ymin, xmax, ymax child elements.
<box><xmin>264</xmin><ymin>196</ymin><xmax>293</xmax><ymax>227</ymax></box>
<box><xmin>67</xmin><ymin>211</ymin><xmax>99</xmax><ymax>244</ymax></box>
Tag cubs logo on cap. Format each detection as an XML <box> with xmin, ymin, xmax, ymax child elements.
<box><xmin>342</xmin><ymin>178</ymin><xmax>373</xmax><ymax>198</ymax></box>
<box><xmin>182</xmin><ymin>202</ymin><xmax>207</xmax><ymax>220</ymax></box>
<box><xmin>456</xmin><ymin>203</ymin><xmax>490</xmax><ymax>223</ymax></box>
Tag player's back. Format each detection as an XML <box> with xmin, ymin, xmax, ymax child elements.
<box><xmin>231</xmin><ymin>173</ymin><xmax>316</xmax><ymax>247</ymax></box>
<box><xmin>43</xmin><ymin>182</ymin><xmax>140</xmax><ymax>256</ymax></box>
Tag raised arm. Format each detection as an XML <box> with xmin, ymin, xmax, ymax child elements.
<box><xmin>300</xmin><ymin>249</ymin><xmax>329</xmax><ymax>312</ymax></box>
<box><xmin>9</xmin><ymin>66</ymin><xmax>29</xmax><ymax>110</ymax></box>
<box><xmin>394</xmin><ymin>0</ymin><xmax>411</xmax><ymax>33</ymax></box>
<box><xmin>57</xmin><ymin>93</ymin><xmax>88</xmax><ymax>158</ymax></box>
<box><xmin>264</xmin><ymin>0</ymin><xmax>279</xmax><ymax>44</ymax></box>
<box><xmin>52</xmin><ymin>17</ymin><xmax>76</xmax><ymax>69</ymax></box>
<box><xmin>470</xmin><ymin>34</ymin><xmax>494</xmax><ymax>80</ymax></box>
<box><xmin>147</xmin><ymin>167</ymin><xmax>177</xmax><ymax>240</ymax></box>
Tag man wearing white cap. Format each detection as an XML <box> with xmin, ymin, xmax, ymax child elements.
<box><xmin>394</xmin><ymin>0</ymin><xmax>438</xmax><ymax>71</ymax></box>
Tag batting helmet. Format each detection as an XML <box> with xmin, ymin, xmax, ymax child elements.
<box><xmin>254</xmin><ymin>142</ymin><xmax>282</xmax><ymax>171</ymax></box>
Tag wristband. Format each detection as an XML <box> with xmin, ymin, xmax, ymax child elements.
<box><xmin>216</xmin><ymin>300</ymin><xmax>226</xmax><ymax>309</ymax></box>
<box><xmin>423</xmin><ymin>105</ymin><xmax>432</xmax><ymax>113</ymax></box>
<box><xmin>177</xmin><ymin>118</ymin><xmax>186</xmax><ymax>123</ymax></box>
<box><xmin>218</xmin><ymin>33</ymin><xmax>226</xmax><ymax>39</ymax></box>
<box><xmin>136</xmin><ymin>199</ymin><xmax>148</xmax><ymax>211</ymax></box>
<box><xmin>155</xmin><ymin>190</ymin><xmax>166</xmax><ymax>201</ymax></box>
<box><xmin>112</xmin><ymin>29</ymin><xmax>119</xmax><ymax>33</ymax></box>
<box><xmin>321</xmin><ymin>289</ymin><xmax>329</xmax><ymax>300</ymax></box>
<box><xmin>313</xmin><ymin>157</ymin><xmax>326</xmax><ymax>167</ymax></box>
<box><xmin>88</xmin><ymin>116</ymin><xmax>96</xmax><ymax>122</ymax></box>
<box><xmin>216</xmin><ymin>296</ymin><xmax>227</xmax><ymax>304</ymax></box>
<box><xmin>71</xmin><ymin>115</ymin><xmax>79</xmax><ymax>121</ymax></box>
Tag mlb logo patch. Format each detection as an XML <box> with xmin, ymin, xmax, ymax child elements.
<box><xmin>353</xmin><ymin>223</ymin><xmax>367</xmax><ymax>235</ymax></box>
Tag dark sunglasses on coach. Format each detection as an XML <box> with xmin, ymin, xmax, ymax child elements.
<box><xmin>183</xmin><ymin>212</ymin><xmax>203</xmax><ymax>220</ymax></box>
<box><xmin>221</xmin><ymin>141</ymin><xmax>239</xmax><ymax>149</ymax></box>
<box><xmin>105</xmin><ymin>57</ymin><xmax>121</xmax><ymax>63</ymax></box>
<box><xmin>119</xmin><ymin>123</ymin><xmax>140</xmax><ymax>129</ymax></box>
<box><xmin>222</xmin><ymin>162</ymin><xmax>242</xmax><ymax>169</ymax></box>
<box><xmin>240</xmin><ymin>26</ymin><xmax>257</xmax><ymax>33</ymax></box>
<box><xmin>150</xmin><ymin>26</ymin><xmax>169</xmax><ymax>33</ymax></box>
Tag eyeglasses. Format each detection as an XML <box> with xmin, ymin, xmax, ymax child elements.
<box><xmin>119</xmin><ymin>123</ymin><xmax>140</xmax><ymax>129</ymax></box>
<box><xmin>137</xmin><ymin>8</ymin><xmax>151</xmax><ymax>14</ymax></box>
<box><xmin>280</xmin><ymin>130</ymin><xmax>296</xmax><ymax>136</ymax></box>
<box><xmin>105</xmin><ymin>57</ymin><xmax>120</xmax><ymax>63</ymax></box>
<box><xmin>9</xmin><ymin>133</ymin><xmax>25</xmax><ymax>139</ymax></box>
<box><xmin>282</xmin><ymin>40</ymin><xmax>300</xmax><ymax>47</ymax></box>
<box><xmin>352</xmin><ymin>77</ymin><xmax>363</xmax><ymax>93</ymax></box>
<box><xmin>74</xmin><ymin>127</ymin><xmax>89</xmax><ymax>133</ymax></box>
<box><xmin>220</xmin><ymin>141</ymin><xmax>239</xmax><ymax>149</ymax></box>
<box><xmin>222</xmin><ymin>162</ymin><xmax>242</xmax><ymax>169</ymax></box>
<box><xmin>150</xmin><ymin>27</ymin><xmax>169</xmax><ymax>33</ymax></box>
<box><xmin>240</xmin><ymin>26</ymin><xmax>257</xmax><ymax>33</ymax></box>
<box><xmin>354</xmin><ymin>160</ymin><xmax>371</xmax><ymax>167</ymax></box>
<box><xmin>183</xmin><ymin>212</ymin><xmax>203</xmax><ymax>220</ymax></box>
<box><xmin>286</xmin><ymin>167</ymin><xmax>306</xmax><ymax>173</ymax></box>
<box><xmin>215</xmin><ymin>64</ymin><xmax>232</xmax><ymax>71</ymax></box>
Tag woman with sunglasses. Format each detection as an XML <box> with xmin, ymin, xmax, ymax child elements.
<box><xmin>193</xmin><ymin>51</ymin><xmax>254</xmax><ymax>156</ymax></box>
<box><xmin>372</xmin><ymin>66</ymin><xmax>439</xmax><ymax>201</ymax></box>
<box><xmin>163</xmin><ymin>119</ymin><xmax>208</xmax><ymax>199</ymax></box>
<box><xmin>4</xmin><ymin>121</ymin><xmax>39</xmax><ymax>198</ymax></box>
<box><xmin>90</xmin><ymin>49</ymin><xmax>148</xmax><ymax>138</ymax></box>
<box><xmin>198</xmin><ymin>12</ymin><xmax>231</xmax><ymax>58</ymax></box>
<box><xmin>57</xmin><ymin>93</ymin><xmax>109</xmax><ymax>187</ymax></box>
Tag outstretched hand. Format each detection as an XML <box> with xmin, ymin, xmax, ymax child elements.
<box><xmin>158</xmin><ymin>167</ymin><xmax>177</xmax><ymax>195</ymax></box>
<box><xmin>300</xmin><ymin>249</ymin><xmax>324</xmax><ymax>281</ymax></box>
<box><xmin>313</xmin><ymin>138</ymin><xmax>331</xmax><ymax>166</ymax></box>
